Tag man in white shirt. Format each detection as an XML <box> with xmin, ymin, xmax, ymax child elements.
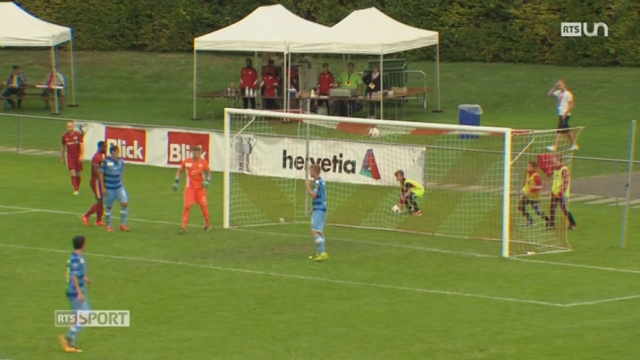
<box><xmin>41</xmin><ymin>66</ymin><xmax>65</xmax><ymax>110</ymax></box>
<box><xmin>547</xmin><ymin>79</ymin><xmax>578</xmax><ymax>151</ymax></box>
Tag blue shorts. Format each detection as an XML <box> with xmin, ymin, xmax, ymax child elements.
<box><xmin>311</xmin><ymin>210</ymin><xmax>327</xmax><ymax>232</ymax></box>
<box><xmin>105</xmin><ymin>187</ymin><xmax>128</xmax><ymax>207</ymax></box>
<box><xmin>68</xmin><ymin>294</ymin><xmax>91</xmax><ymax>311</ymax></box>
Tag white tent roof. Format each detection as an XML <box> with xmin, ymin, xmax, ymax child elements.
<box><xmin>0</xmin><ymin>2</ymin><xmax>72</xmax><ymax>47</ymax></box>
<box><xmin>289</xmin><ymin>7</ymin><xmax>439</xmax><ymax>55</ymax></box>
<box><xmin>195</xmin><ymin>4</ymin><xmax>329</xmax><ymax>52</ymax></box>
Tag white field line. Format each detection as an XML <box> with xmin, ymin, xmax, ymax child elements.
<box><xmin>0</xmin><ymin>210</ymin><xmax>39</xmax><ymax>215</ymax></box>
<box><xmin>0</xmin><ymin>205</ymin><xmax>199</xmax><ymax>228</ymax></box>
<box><xmin>511</xmin><ymin>257</ymin><xmax>640</xmax><ymax>275</ymax></box>
<box><xmin>234</xmin><ymin>228</ymin><xmax>494</xmax><ymax>258</ymax></box>
<box><xmin>1</xmin><ymin>204</ymin><xmax>639</xmax><ymax>276</ymax></box>
<box><xmin>1</xmin><ymin>242</ymin><xmax>638</xmax><ymax>308</ymax></box>
<box><xmin>0</xmin><ymin>243</ymin><xmax>564</xmax><ymax>307</ymax></box>
<box><xmin>562</xmin><ymin>294</ymin><xmax>640</xmax><ymax>307</ymax></box>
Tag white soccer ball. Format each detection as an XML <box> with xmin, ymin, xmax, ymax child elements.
<box><xmin>392</xmin><ymin>205</ymin><xmax>401</xmax><ymax>214</ymax></box>
<box><xmin>368</xmin><ymin>127</ymin><xmax>380</xmax><ymax>138</ymax></box>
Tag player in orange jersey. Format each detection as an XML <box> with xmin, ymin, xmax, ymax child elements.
<box><xmin>61</xmin><ymin>122</ymin><xmax>84</xmax><ymax>195</ymax></box>
<box><xmin>172</xmin><ymin>145</ymin><xmax>211</xmax><ymax>234</ymax></box>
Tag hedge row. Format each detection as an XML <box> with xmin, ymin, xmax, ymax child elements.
<box><xmin>15</xmin><ymin>0</ymin><xmax>640</xmax><ymax>66</ymax></box>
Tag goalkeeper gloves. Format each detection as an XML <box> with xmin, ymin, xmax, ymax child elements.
<box><xmin>172</xmin><ymin>179</ymin><xmax>180</xmax><ymax>192</ymax></box>
<box><xmin>203</xmin><ymin>178</ymin><xmax>210</xmax><ymax>189</ymax></box>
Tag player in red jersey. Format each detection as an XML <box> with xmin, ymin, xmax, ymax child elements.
<box><xmin>81</xmin><ymin>141</ymin><xmax>107</xmax><ymax>226</ymax></box>
<box><xmin>61</xmin><ymin>122</ymin><xmax>84</xmax><ymax>195</ymax></box>
<box><xmin>172</xmin><ymin>145</ymin><xmax>211</xmax><ymax>234</ymax></box>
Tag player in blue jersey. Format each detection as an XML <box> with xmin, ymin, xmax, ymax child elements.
<box><xmin>58</xmin><ymin>235</ymin><xmax>92</xmax><ymax>353</ymax></box>
<box><xmin>305</xmin><ymin>164</ymin><xmax>329</xmax><ymax>261</ymax></box>
<box><xmin>100</xmin><ymin>145</ymin><xmax>130</xmax><ymax>232</ymax></box>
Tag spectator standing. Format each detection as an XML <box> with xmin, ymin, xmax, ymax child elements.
<box><xmin>363</xmin><ymin>64</ymin><xmax>382</xmax><ymax>119</ymax></box>
<box><xmin>240</xmin><ymin>58</ymin><xmax>258</xmax><ymax>109</ymax></box>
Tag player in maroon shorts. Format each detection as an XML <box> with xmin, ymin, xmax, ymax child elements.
<box><xmin>82</xmin><ymin>141</ymin><xmax>107</xmax><ymax>226</ymax></box>
<box><xmin>61</xmin><ymin>122</ymin><xmax>84</xmax><ymax>195</ymax></box>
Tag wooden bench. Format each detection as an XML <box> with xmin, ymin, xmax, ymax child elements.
<box><xmin>1</xmin><ymin>92</ymin><xmax>42</xmax><ymax>111</ymax></box>
<box><xmin>1</xmin><ymin>85</ymin><xmax>64</xmax><ymax>112</ymax></box>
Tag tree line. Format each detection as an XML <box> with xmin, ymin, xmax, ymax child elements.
<box><xmin>16</xmin><ymin>0</ymin><xmax>640</xmax><ymax>66</ymax></box>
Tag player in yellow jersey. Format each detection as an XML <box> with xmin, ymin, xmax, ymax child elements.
<box><xmin>394</xmin><ymin>170</ymin><xmax>424</xmax><ymax>216</ymax></box>
<box><xmin>519</xmin><ymin>161</ymin><xmax>550</xmax><ymax>227</ymax></box>
<box><xmin>548</xmin><ymin>156</ymin><xmax>577</xmax><ymax>230</ymax></box>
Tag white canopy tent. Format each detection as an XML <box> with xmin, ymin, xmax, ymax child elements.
<box><xmin>192</xmin><ymin>4</ymin><xmax>329</xmax><ymax>118</ymax></box>
<box><xmin>0</xmin><ymin>2</ymin><xmax>77</xmax><ymax>112</ymax></box>
<box><xmin>289</xmin><ymin>7</ymin><xmax>441</xmax><ymax>118</ymax></box>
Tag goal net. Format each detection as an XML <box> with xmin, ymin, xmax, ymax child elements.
<box><xmin>223</xmin><ymin>108</ymin><xmax>583</xmax><ymax>257</ymax></box>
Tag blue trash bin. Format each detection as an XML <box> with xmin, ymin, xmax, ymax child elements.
<box><xmin>459</xmin><ymin>104</ymin><xmax>482</xmax><ymax>140</ymax></box>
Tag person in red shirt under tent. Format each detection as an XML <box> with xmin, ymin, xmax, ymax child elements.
<box><xmin>261</xmin><ymin>70</ymin><xmax>280</xmax><ymax>110</ymax></box>
<box><xmin>316</xmin><ymin>63</ymin><xmax>334</xmax><ymax>113</ymax></box>
<box><xmin>261</xmin><ymin>59</ymin><xmax>278</xmax><ymax>99</ymax></box>
<box><xmin>240</xmin><ymin>58</ymin><xmax>258</xmax><ymax>110</ymax></box>
<box><xmin>262</xmin><ymin>59</ymin><xmax>278</xmax><ymax>78</ymax></box>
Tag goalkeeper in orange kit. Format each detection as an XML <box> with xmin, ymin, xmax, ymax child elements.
<box><xmin>172</xmin><ymin>145</ymin><xmax>211</xmax><ymax>234</ymax></box>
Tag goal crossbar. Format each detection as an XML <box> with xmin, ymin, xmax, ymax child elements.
<box><xmin>224</xmin><ymin>108</ymin><xmax>512</xmax><ymax>134</ymax></box>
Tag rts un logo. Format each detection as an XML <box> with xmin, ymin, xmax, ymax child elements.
<box><xmin>561</xmin><ymin>22</ymin><xmax>609</xmax><ymax>37</ymax></box>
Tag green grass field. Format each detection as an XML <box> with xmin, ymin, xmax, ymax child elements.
<box><xmin>0</xmin><ymin>50</ymin><xmax>639</xmax><ymax>359</ymax></box>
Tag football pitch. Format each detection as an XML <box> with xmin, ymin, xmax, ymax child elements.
<box><xmin>0</xmin><ymin>152</ymin><xmax>639</xmax><ymax>359</ymax></box>
<box><xmin>0</xmin><ymin>50</ymin><xmax>639</xmax><ymax>359</ymax></box>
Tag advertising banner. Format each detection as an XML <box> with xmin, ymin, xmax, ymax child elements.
<box><xmin>77</xmin><ymin>121</ymin><xmax>426</xmax><ymax>186</ymax></box>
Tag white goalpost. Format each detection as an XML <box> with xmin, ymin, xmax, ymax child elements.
<box><xmin>223</xmin><ymin>108</ymin><xmax>582</xmax><ymax>257</ymax></box>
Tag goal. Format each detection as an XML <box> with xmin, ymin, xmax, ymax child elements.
<box><xmin>223</xmin><ymin>108</ymin><xmax>582</xmax><ymax>257</ymax></box>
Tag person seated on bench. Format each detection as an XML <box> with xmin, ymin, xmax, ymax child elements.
<box><xmin>41</xmin><ymin>66</ymin><xmax>65</xmax><ymax>111</ymax></box>
<box><xmin>3</xmin><ymin>65</ymin><xmax>28</xmax><ymax>109</ymax></box>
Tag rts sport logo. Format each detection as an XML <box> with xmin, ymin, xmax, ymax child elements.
<box><xmin>167</xmin><ymin>131</ymin><xmax>210</xmax><ymax>165</ymax></box>
<box><xmin>105</xmin><ymin>127</ymin><xmax>147</xmax><ymax>162</ymax></box>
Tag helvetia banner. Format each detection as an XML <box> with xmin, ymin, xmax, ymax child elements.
<box><xmin>238</xmin><ymin>135</ymin><xmax>426</xmax><ymax>187</ymax></box>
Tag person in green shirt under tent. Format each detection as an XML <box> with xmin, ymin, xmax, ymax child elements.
<box><xmin>336</xmin><ymin>62</ymin><xmax>363</xmax><ymax>117</ymax></box>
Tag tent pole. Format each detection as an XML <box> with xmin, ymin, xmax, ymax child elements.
<box><xmin>282</xmin><ymin>52</ymin><xmax>287</xmax><ymax>112</ymax></box>
<box><xmin>192</xmin><ymin>48</ymin><xmax>198</xmax><ymax>119</ymax></box>
<box><xmin>290</xmin><ymin>52</ymin><xmax>293</xmax><ymax>112</ymax></box>
<box><xmin>380</xmin><ymin>50</ymin><xmax>384</xmax><ymax>120</ymax></box>
<box><xmin>282</xmin><ymin>52</ymin><xmax>291</xmax><ymax>112</ymax></box>
<box><xmin>50</xmin><ymin>45</ymin><xmax>59</xmax><ymax>115</ymax></box>
<box><xmin>433</xmin><ymin>41</ymin><xmax>442</xmax><ymax>113</ymax></box>
<box><xmin>68</xmin><ymin>35</ymin><xmax>78</xmax><ymax>107</ymax></box>
<box><xmin>255</xmin><ymin>51</ymin><xmax>259</xmax><ymax>109</ymax></box>
<box><xmin>286</xmin><ymin>52</ymin><xmax>292</xmax><ymax>112</ymax></box>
